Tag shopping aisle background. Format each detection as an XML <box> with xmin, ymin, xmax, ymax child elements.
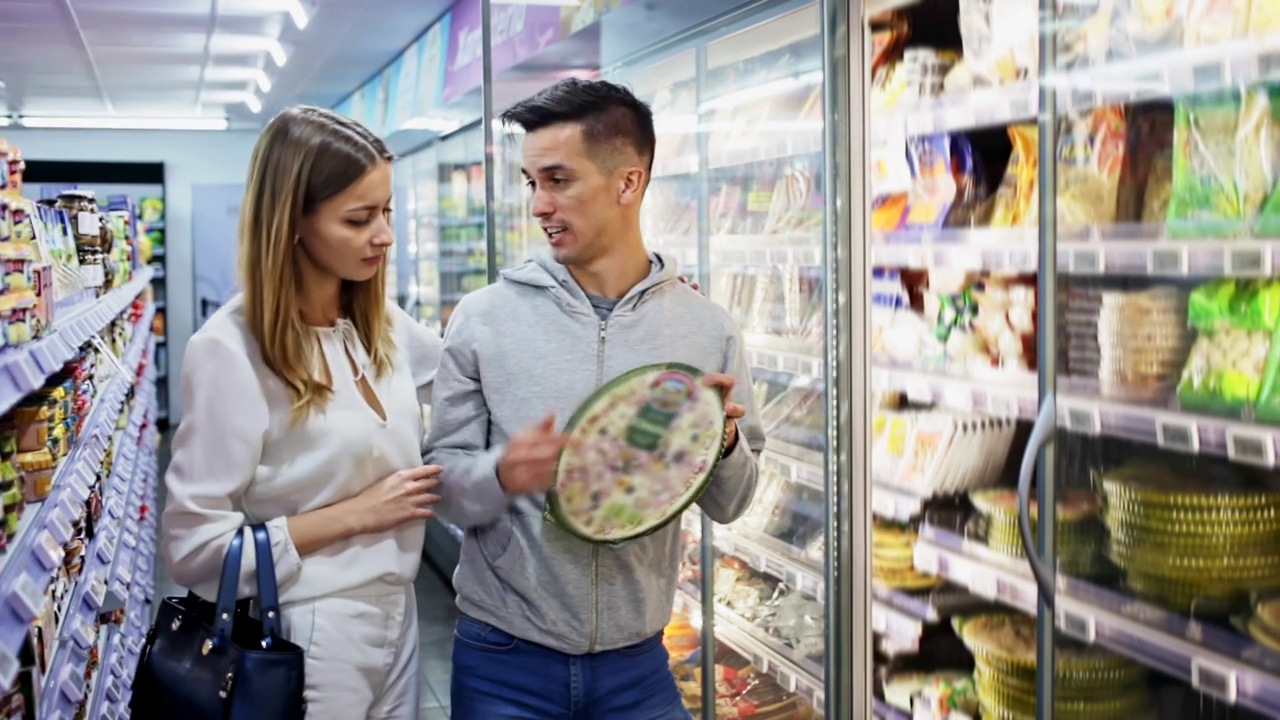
<box><xmin>152</xmin><ymin>432</ymin><xmax>460</xmax><ymax>717</ymax></box>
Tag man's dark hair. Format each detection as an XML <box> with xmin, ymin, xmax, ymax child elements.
<box><xmin>500</xmin><ymin>78</ymin><xmax>656</xmax><ymax>174</ymax></box>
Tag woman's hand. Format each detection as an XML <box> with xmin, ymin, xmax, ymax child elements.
<box><xmin>350</xmin><ymin>465</ymin><xmax>442</xmax><ymax>533</ymax></box>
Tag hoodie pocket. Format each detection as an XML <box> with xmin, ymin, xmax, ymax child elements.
<box><xmin>475</xmin><ymin>513</ymin><xmax>515</xmax><ymax>566</ymax></box>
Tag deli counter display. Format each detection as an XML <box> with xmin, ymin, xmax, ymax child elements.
<box><xmin>863</xmin><ymin>0</ymin><xmax>1280</xmax><ymax>717</ymax></box>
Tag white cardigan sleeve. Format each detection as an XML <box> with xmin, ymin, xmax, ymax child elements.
<box><xmin>161</xmin><ymin>330</ymin><xmax>304</xmax><ymax>601</ymax></box>
<box><xmin>391</xmin><ymin>303</ymin><xmax>442</xmax><ymax>407</ymax></box>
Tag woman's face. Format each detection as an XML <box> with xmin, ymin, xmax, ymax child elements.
<box><xmin>295</xmin><ymin>160</ymin><xmax>394</xmax><ymax>283</ymax></box>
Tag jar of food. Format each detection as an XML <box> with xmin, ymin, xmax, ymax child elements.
<box><xmin>16</xmin><ymin>448</ymin><xmax>54</xmax><ymax>502</ymax></box>
<box><xmin>54</xmin><ymin>191</ymin><xmax>100</xmax><ymax>249</ymax></box>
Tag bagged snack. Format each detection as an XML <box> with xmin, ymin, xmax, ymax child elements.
<box><xmin>1110</xmin><ymin>0</ymin><xmax>1185</xmax><ymax>60</ymax></box>
<box><xmin>1176</xmin><ymin>279</ymin><xmax>1280</xmax><ymax>415</ymax></box>
<box><xmin>1117</xmin><ymin>105</ymin><xmax>1174</xmax><ymax>223</ymax></box>
<box><xmin>1250</xmin><ymin>0</ymin><xmax>1280</xmax><ymax>38</ymax></box>
<box><xmin>903</xmin><ymin>135</ymin><xmax>959</xmax><ymax>230</ymax></box>
<box><xmin>1053</xmin><ymin>0</ymin><xmax>1115</xmax><ymax>69</ymax></box>
<box><xmin>1185</xmin><ymin>0</ymin><xmax>1251</xmax><ymax>46</ymax></box>
<box><xmin>1166</xmin><ymin>88</ymin><xmax>1275</xmax><ymax>238</ymax></box>
<box><xmin>990</xmin><ymin>124</ymin><xmax>1040</xmax><ymax>227</ymax></box>
<box><xmin>1057</xmin><ymin>106</ymin><xmax>1128</xmax><ymax>231</ymax></box>
<box><xmin>944</xmin><ymin>135</ymin><xmax>991</xmax><ymax>228</ymax></box>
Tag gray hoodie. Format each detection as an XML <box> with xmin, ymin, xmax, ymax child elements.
<box><xmin>424</xmin><ymin>251</ymin><xmax>764</xmax><ymax>655</ymax></box>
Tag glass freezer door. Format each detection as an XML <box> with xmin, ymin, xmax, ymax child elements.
<box><xmin>865</xmin><ymin>0</ymin><xmax>1280</xmax><ymax>717</ymax></box>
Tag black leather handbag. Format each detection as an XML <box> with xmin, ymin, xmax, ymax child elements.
<box><xmin>130</xmin><ymin>524</ymin><xmax>306</xmax><ymax>719</ymax></box>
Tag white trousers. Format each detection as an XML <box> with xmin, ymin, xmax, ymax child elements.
<box><xmin>280</xmin><ymin>583</ymin><xmax>420</xmax><ymax>720</ymax></box>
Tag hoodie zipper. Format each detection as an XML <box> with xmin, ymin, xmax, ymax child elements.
<box><xmin>587</xmin><ymin>318</ymin><xmax>607</xmax><ymax>653</ymax></box>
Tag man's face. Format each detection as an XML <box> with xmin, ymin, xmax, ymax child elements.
<box><xmin>521</xmin><ymin>122</ymin><xmax>626</xmax><ymax>267</ymax></box>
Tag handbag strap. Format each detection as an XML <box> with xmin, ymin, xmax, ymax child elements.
<box><xmin>211</xmin><ymin>527</ymin><xmax>246</xmax><ymax>643</ymax></box>
<box><xmin>250</xmin><ymin>523</ymin><xmax>283</xmax><ymax>644</ymax></box>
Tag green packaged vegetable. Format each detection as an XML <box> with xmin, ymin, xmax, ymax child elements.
<box><xmin>1177</xmin><ymin>279</ymin><xmax>1280</xmax><ymax>415</ymax></box>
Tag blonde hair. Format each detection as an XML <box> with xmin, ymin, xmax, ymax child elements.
<box><xmin>238</xmin><ymin>105</ymin><xmax>396</xmax><ymax>421</ymax></box>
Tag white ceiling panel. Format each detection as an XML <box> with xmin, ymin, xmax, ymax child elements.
<box><xmin>2</xmin><ymin>0</ymin><xmax>456</xmax><ymax>129</ymax></box>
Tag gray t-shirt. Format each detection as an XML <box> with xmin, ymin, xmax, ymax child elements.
<box><xmin>585</xmin><ymin>293</ymin><xmax>620</xmax><ymax>320</ymax></box>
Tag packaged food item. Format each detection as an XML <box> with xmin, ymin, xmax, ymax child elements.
<box><xmin>959</xmin><ymin>0</ymin><xmax>1038</xmax><ymax>84</ymax></box>
<box><xmin>943</xmin><ymin>135</ymin><xmax>991</xmax><ymax>228</ymax></box>
<box><xmin>1110</xmin><ymin>0</ymin><xmax>1185</xmax><ymax>59</ymax></box>
<box><xmin>990</xmin><ymin>124</ymin><xmax>1040</xmax><ymax>227</ymax></box>
<box><xmin>1167</xmin><ymin>88</ymin><xmax>1277</xmax><ymax>237</ymax></box>
<box><xmin>902</xmin><ymin>134</ymin><xmax>959</xmax><ymax>230</ymax></box>
<box><xmin>1056</xmin><ymin>106</ymin><xmax>1128</xmax><ymax>231</ymax></box>
<box><xmin>1185</xmin><ymin>0</ymin><xmax>1251</xmax><ymax>46</ymax></box>
<box><xmin>1177</xmin><ymin>278</ymin><xmax>1280</xmax><ymax>415</ymax></box>
<box><xmin>16</xmin><ymin>448</ymin><xmax>53</xmax><ymax>503</ymax></box>
<box><xmin>1251</xmin><ymin>0</ymin><xmax>1280</xmax><ymax>37</ymax></box>
<box><xmin>1053</xmin><ymin>0</ymin><xmax>1114</xmax><ymax>68</ymax></box>
<box><xmin>1116</xmin><ymin>105</ymin><xmax>1175</xmax><ymax>224</ymax></box>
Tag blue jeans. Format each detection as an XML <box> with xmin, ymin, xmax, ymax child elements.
<box><xmin>451</xmin><ymin>614</ymin><xmax>692</xmax><ymax>720</ymax></box>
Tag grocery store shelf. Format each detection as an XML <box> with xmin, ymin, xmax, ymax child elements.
<box><xmin>711</xmin><ymin>235</ymin><xmax>822</xmax><ymax>266</ymax></box>
<box><xmin>872</xmin><ymin>228</ymin><xmax>1037</xmax><ymax>272</ymax></box>
<box><xmin>40</xmin><ymin>411</ymin><xmax>153</xmax><ymax>718</ymax></box>
<box><xmin>685</xmin><ymin>514</ymin><xmax>824</xmax><ymax>598</ymax></box>
<box><xmin>1059</xmin><ymin>236</ymin><xmax>1280</xmax><ymax>278</ymax></box>
<box><xmin>0</xmin><ymin>269</ymin><xmax>152</xmax><ymax>417</ymax></box>
<box><xmin>761</xmin><ymin>447</ymin><xmax>823</xmax><ymax>493</ymax></box>
<box><xmin>652</xmin><ymin>154</ymin><xmax>700</xmax><ymax>178</ymax></box>
<box><xmin>1057</xmin><ymin>393</ymin><xmax>1280</xmax><ymax>468</ymax></box>
<box><xmin>1053</xmin><ymin>576</ymin><xmax>1280</xmax><ymax>715</ymax></box>
<box><xmin>872</xmin><ymin>364</ymin><xmax>1039</xmax><ymax>420</ymax></box>
<box><xmin>746</xmin><ymin>335</ymin><xmax>824</xmax><ymax>379</ymax></box>
<box><xmin>871</xmin><ymin>482</ymin><xmax>927</xmax><ymax>522</ymax></box>
<box><xmin>0</xmin><ymin>306</ymin><xmax>153</xmax><ymax>686</ymax></box>
<box><xmin>914</xmin><ymin>524</ymin><xmax>1038</xmax><ymax>616</ymax></box>
<box><xmin>708</xmin><ymin>130</ymin><xmax>823</xmax><ymax>170</ymax></box>
<box><xmin>673</xmin><ymin>589</ymin><xmax>824</xmax><ymax>711</ymax></box>
<box><xmin>870</xmin><ymin>81</ymin><xmax>1037</xmax><ymax>143</ymax></box>
<box><xmin>1049</xmin><ymin>39</ymin><xmax>1280</xmax><ymax>113</ymax></box>
<box><xmin>872</xmin><ymin>599</ymin><xmax>923</xmax><ymax>654</ymax></box>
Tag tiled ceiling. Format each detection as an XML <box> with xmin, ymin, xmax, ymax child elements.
<box><xmin>0</xmin><ymin>0</ymin><xmax>454</xmax><ymax>127</ymax></box>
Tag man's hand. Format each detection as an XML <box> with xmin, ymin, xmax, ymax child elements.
<box><xmin>497</xmin><ymin>414</ymin><xmax>565</xmax><ymax>495</ymax></box>
<box><xmin>677</xmin><ymin>275</ymin><xmax>702</xmax><ymax>295</ymax></box>
<box><xmin>701</xmin><ymin>373</ymin><xmax>746</xmax><ymax>455</ymax></box>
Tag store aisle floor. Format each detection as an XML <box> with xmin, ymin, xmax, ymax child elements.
<box><xmin>152</xmin><ymin>431</ymin><xmax>459</xmax><ymax>718</ymax></box>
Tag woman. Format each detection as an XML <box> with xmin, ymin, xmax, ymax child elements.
<box><xmin>162</xmin><ymin>105</ymin><xmax>443</xmax><ymax>719</ymax></box>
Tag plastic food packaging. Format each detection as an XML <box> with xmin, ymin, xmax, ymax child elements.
<box><xmin>1167</xmin><ymin>87</ymin><xmax>1278</xmax><ymax>238</ymax></box>
<box><xmin>1177</xmin><ymin>278</ymin><xmax>1280</xmax><ymax>415</ymax></box>
<box><xmin>1251</xmin><ymin>0</ymin><xmax>1280</xmax><ymax>37</ymax></box>
<box><xmin>1185</xmin><ymin>0</ymin><xmax>1252</xmax><ymax>46</ymax></box>
<box><xmin>902</xmin><ymin>135</ymin><xmax>959</xmax><ymax>230</ymax></box>
<box><xmin>1110</xmin><ymin>0</ymin><xmax>1185</xmax><ymax>60</ymax></box>
<box><xmin>1056</xmin><ymin>106</ymin><xmax>1129</xmax><ymax>231</ymax></box>
<box><xmin>990</xmin><ymin>124</ymin><xmax>1040</xmax><ymax>227</ymax></box>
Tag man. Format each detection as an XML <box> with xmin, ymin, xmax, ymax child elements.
<box><xmin>425</xmin><ymin>78</ymin><xmax>764</xmax><ymax>719</ymax></box>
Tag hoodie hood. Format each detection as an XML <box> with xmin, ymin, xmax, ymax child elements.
<box><xmin>500</xmin><ymin>250</ymin><xmax>681</xmax><ymax>314</ymax></box>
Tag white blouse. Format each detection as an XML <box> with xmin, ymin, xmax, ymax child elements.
<box><xmin>161</xmin><ymin>295</ymin><xmax>443</xmax><ymax>604</ymax></box>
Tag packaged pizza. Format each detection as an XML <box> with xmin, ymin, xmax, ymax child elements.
<box><xmin>547</xmin><ymin>363</ymin><xmax>726</xmax><ymax>544</ymax></box>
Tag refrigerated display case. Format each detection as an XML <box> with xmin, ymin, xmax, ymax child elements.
<box><xmin>482</xmin><ymin>1</ymin><xmax>847</xmax><ymax>717</ymax></box>
<box><xmin>864</xmin><ymin>0</ymin><xmax>1280</xmax><ymax>717</ymax></box>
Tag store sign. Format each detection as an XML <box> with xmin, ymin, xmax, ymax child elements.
<box><xmin>442</xmin><ymin>0</ymin><xmax>563</xmax><ymax>103</ymax></box>
<box><xmin>416</xmin><ymin>17</ymin><xmax>449</xmax><ymax>115</ymax></box>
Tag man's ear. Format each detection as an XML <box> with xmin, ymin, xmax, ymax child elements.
<box><xmin>617</xmin><ymin>166</ymin><xmax>646</xmax><ymax>207</ymax></box>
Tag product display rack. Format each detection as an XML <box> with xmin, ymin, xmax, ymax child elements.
<box><xmin>864</xmin><ymin>0</ymin><xmax>1280</xmax><ymax>718</ymax></box>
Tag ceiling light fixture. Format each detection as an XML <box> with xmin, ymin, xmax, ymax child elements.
<box><xmin>284</xmin><ymin>0</ymin><xmax>311</xmax><ymax>29</ymax></box>
<box><xmin>254</xmin><ymin>69</ymin><xmax>273</xmax><ymax>93</ymax></box>
<box><xmin>244</xmin><ymin>93</ymin><xmax>263</xmax><ymax>114</ymax></box>
<box><xmin>268</xmin><ymin>39</ymin><xmax>288</xmax><ymax>68</ymax></box>
<box><xmin>18</xmin><ymin>116</ymin><xmax>229</xmax><ymax>131</ymax></box>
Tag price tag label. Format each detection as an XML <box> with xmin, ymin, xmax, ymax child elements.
<box><xmin>1065</xmin><ymin>405</ymin><xmax>1102</xmax><ymax>435</ymax></box>
<box><xmin>87</xmin><ymin>576</ymin><xmax>108</xmax><ymax>609</ymax></box>
<box><xmin>117</xmin><ymin>564</ymin><xmax>132</xmax><ymax>588</ymax></box>
<box><xmin>942</xmin><ymin>384</ymin><xmax>974</xmax><ymax>413</ymax></box>
<box><xmin>1006</xmin><ymin>247</ymin><xmax>1035</xmax><ymax>272</ymax></box>
<box><xmin>914</xmin><ymin>544</ymin><xmax>940</xmax><ymax>576</ymax></box>
<box><xmin>948</xmin><ymin>104</ymin><xmax>976</xmax><ymax>130</ymax></box>
<box><xmin>872</xmin><ymin>487</ymin><xmax>898</xmax><ymax>518</ymax></box>
<box><xmin>9</xmin><ymin>573</ymin><xmax>42</xmax><ymax>622</ymax></box>
<box><xmin>1157</xmin><ymin>419</ymin><xmax>1200</xmax><ymax>454</ymax></box>
<box><xmin>1060</xmin><ymin>608</ymin><xmax>1097</xmax><ymax>643</ymax></box>
<box><xmin>49</xmin><ymin>508</ymin><xmax>74</xmax><ymax>545</ymax></box>
<box><xmin>59</xmin><ymin>663</ymin><xmax>86</xmax><ymax>702</ymax></box>
<box><xmin>1070</xmin><ymin>248</ymin><xmax>1104</xmax><ymax>275</ymax></box>
<box><xmin>0</xmin><ymin>644</ymin><xmax>17</xmax><ymax>689</ymax></box>
<box><xmin>1191</xmin><ymin>657</ymin><xmax>1238</xmax><ymax>703</ymax></box>
<box><xmin>36</xmin><ymin>531</ymin><xmax>64</xmax><ymax>572</ymax></box>
<box><xmin>97</xmin><ymin>533</ymin><xmax>116</xmax><ymax>563</ymax></box>
<box><xmin>1227</xmin><ymin>427</ymin><xmax>1276</xmax><ymax>468</ymax></box>
<box><xmin>969</xmin><ymin>570</ymin><xmax>999</xmax><ymax>600</ymax></box>
<box><xmin>904</xmin><ymin>376</ymin><xmax>932</xmax><ymax>404</ymax></box>
<box><xmin>986</xmin><ymin>391</ymin><xmax>1020</xmax><ymax>418</ymax></box>
<box><xmin>872</xmin><ymin>604</ymin><xmax>888</xmax><ymax>634</ymax></box>
<box><xmin>1148</xmin><ymin>246</ymin><xmax>1188</xmax><ymax>276</ymax></box>
<box><xmin>72</xmin><ymin>618</ymin><xmax>94</xmax><ymax>649</ymax></box>
<box><xmin>1226</xmin><ymin>246</ymin><xmax>1270</xmax><ymax>276</ymax></box>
